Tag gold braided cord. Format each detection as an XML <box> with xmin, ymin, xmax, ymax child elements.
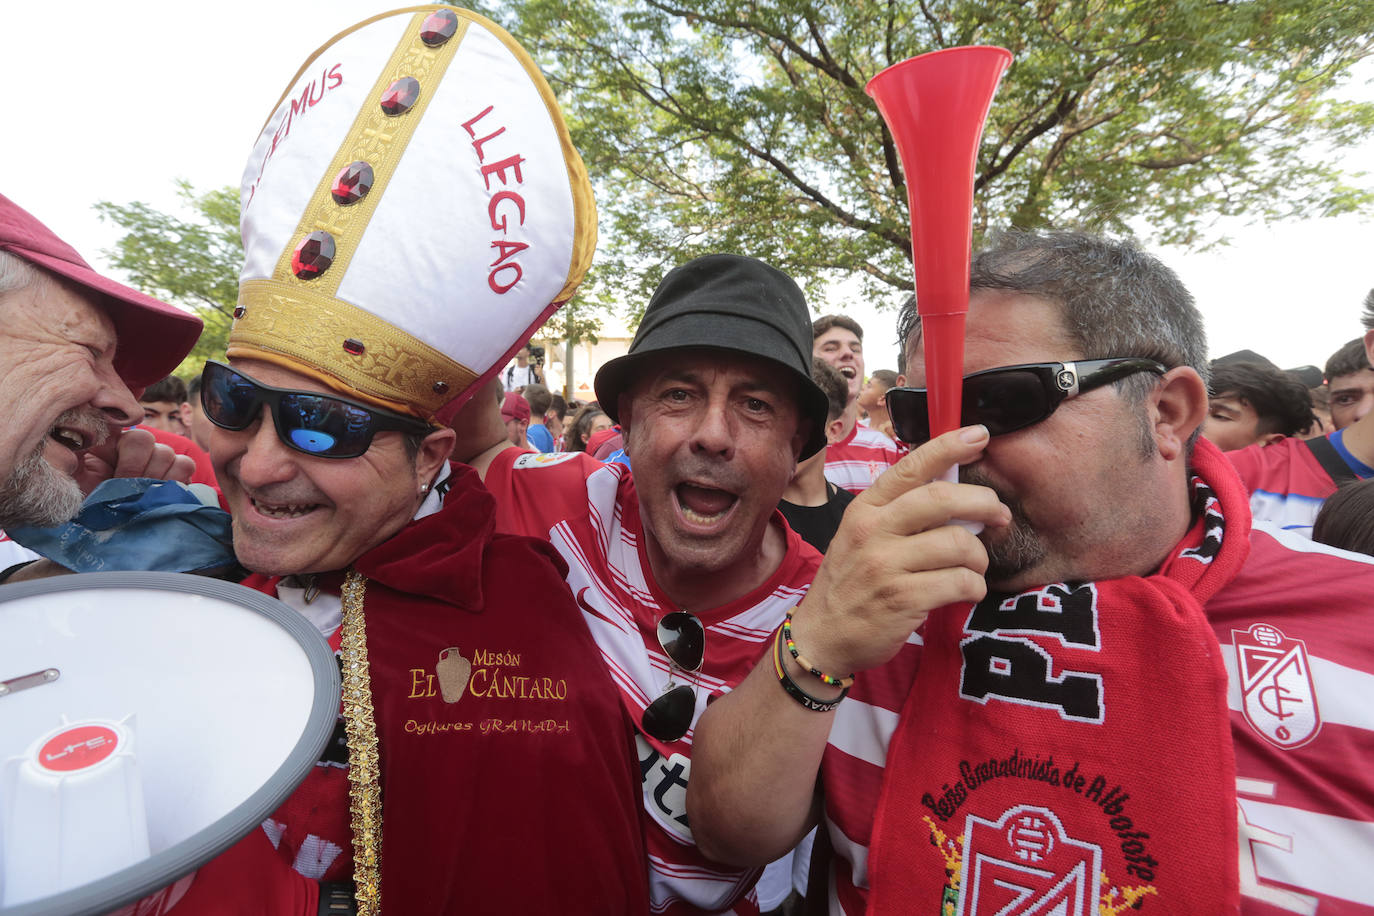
<box><xmin>340</xmin><ymin>570</ymin><xmax>382</xmax><ymax>915</ymax></box>
<box><xmin>231</xmin><ymin>11</ymin><xmax>473</xmax><ymax>419</ymax></box>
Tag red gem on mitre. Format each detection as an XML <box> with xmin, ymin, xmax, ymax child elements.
<box><xmin>292</xmin><ymin>231</ymin><xmax>336</xmax><ymax>279</ymax></box>
<box><xmin>380</xmin><ymin>77</ymin><xmax>420</xmax><ymax>116</ymax></box>
<box><xmin>331</xmin><ymin>162</ymin><xmax>375</xmax><ymax>205</ymax></box>
<box><xmin>420</xmin><ymin>9</ymin><xmax>459</xmax><ymax>47</ymax></box>
<box><xmin>343</xmin><ymin>338</ymin><xmax>366</xmax><ymax>355</ymax></box>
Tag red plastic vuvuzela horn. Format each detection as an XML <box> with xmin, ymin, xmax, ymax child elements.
<box><xmin>866</xmin><ymin>46</ymin><xmax>1012</xmax><ymax>439</ymax></box>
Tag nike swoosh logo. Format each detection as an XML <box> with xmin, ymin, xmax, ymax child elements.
<box><xmin>575</xmin><ymin>586</ymin><xmax>615</xmax><ymax>625</ymax></box>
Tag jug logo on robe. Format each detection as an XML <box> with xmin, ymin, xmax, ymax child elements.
<box><xmin>1234</xmin><ymin>623</ymin><xmax>1321</xmax><ymax>749</ymax></box>
<box><xmin>408</xmin><ymin>646</ymin><xmax>569</xmax><ymax>706</ymax></box>
<box><xmin>410</xmin><ymin>647</ymin><xmax>472</xmax><ymax>704</ymax></box>
<box><xmin>435</xmin><ymin>646</ymin><xmax>473</xmax><ymax>702</ymax></box>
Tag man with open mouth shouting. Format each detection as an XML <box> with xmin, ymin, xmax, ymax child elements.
<box><xmin>0</xmin><ymin>194</ymin><xmax>202</xmax><ymax>573</ymax></box>
<box><xmin>480</xmin><ymin>253</ymin><xmax>832</xmax><ymax>916</ymax></box>
<box><xmin>811</xmin><ymin>313</ymin><xmax>903</xmax><ymax>494</ymax></box>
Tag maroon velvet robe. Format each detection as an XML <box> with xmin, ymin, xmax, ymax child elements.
<box><xmin>348</xmin><ymin>463</ymin><xmax>649</xmax><ymax>913</ymax></box>
<box><xmin>174</xmin><ymin>463</ymin><xmax>649</xmax><ymax>914</ymax></box>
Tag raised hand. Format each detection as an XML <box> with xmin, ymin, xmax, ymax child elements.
<box><xmin>787</xmin><ymin>425</ymin><xmax>1011</xmax><ymax>676</ymax></box>
<box><xmin>75</xmin><ymin>427</ymin><xmax>195</xmax><ymax>494</ymax></box>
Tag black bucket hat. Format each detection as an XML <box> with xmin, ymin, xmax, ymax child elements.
<box><xmin>594</xmin><ymin>254</ymin><xmax>830</xmax><ymax>459</ymax></box>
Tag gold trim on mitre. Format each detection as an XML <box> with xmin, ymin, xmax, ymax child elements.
<box><xmin>230</xmin><ymin>279</ymin><xmax>476</xmax><ymax>418</ymax></box>
<box><xmin>269</xmin><ymin>11</ymin><xmax>467</xmax><ymax>291</ymax></box>
<box><xmin>230</xmin><ymin>10</ymin><xmax>473</xmax><ymax>419</ymax></box>
<box><xmin>233</xmin><ymin>6</ymin><xmax>597</xmax><ymax>415</ymax></box>
<box><xmin>251</xmin><ymin>5</ymin><xmax>597</xmax><ymax>306</ymax></box>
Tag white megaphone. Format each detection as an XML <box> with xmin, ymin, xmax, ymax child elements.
<box><xmin>0</xmin><ymin>572</ymin><xmax>339</xmax><ymax>916</ymax></box>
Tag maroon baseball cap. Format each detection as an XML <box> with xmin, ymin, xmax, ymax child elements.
<box><xmin>501</xmin><ymin>391</ymin><xmax>531</xmax><ymax>423</ymax></box>
<box><xmin>0</xmin><ymin>193</ymin><xmax>203</xmax><ymax>388</ymax></box>
<box><xmin>586</xmin><ymin>426</ymin><xmax>624</xmax><ymax>460</ymax></box>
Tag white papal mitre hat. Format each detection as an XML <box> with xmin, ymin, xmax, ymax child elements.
<box><xmin>230</xmin><ymin>6</ymin><xmax>594</xmax><ymax>423</ymax></box>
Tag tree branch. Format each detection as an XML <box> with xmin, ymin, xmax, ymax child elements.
<box><xmin>613</xmin><ymin>51</ymin><xmax>902</xmax><ymax>244</ymax></box>
<box><xmin>979</xmin><ymin>90</ymin><xmax>1082</xmax><ymax>190</ymax></box>
<box><xmin>916</xmin><ymin>0</ymin><xmax>948</xmax><ymax>49</ymax></box>
<box><xmin>647</xmin><ymin>0</ymin><xmax>863</xmax><ymax>89</ymax></box>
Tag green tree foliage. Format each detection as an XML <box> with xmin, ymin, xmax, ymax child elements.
<box><xmin>473</xmin><ymin>0</ymin><xmax>1374</xmax><ymax>312</ymax></box>
<box><xmin>95</xmin><ymin>181</ymin><xmax>241</xmax><ymax>378</ymax></box>
<box><xmin>538</xmin><ymin>297</ymin><xmax>606</xmax><ymax>400</ymax></box>
<box><xmin>541</xmin><ymin>298</ymin><xmax>604</xmax><ymax>350</ymax></box>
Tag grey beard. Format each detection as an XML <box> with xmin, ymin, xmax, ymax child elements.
<box><xmin>983</xmin><ymin>506</ymin><xmax>1047</xmax><ymax>586</ymax></box>
<box><xmin>959</xmin><ymin>466</ymin><xmax>1046</xmax><ymax>586</ymax></box>
<box><xmin>0</xmin><ymin>442</ymin><xmax>84</xmax><ymax>529</ymax></box>
<box><xmin>0</xmin><ymin>407</ymin><xmax>109</xmax><ymax>529</ymax></box>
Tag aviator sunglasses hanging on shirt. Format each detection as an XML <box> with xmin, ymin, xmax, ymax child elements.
<box><xmin>885</xmin><ymin>357</ymin><xmax>1166</xmax><ymax>444</ymax></box>
<box><xmin>200</xmin><ymin>361</ymin><xmax>433</xmax><ymax>459</ymax></box>
<box><xmin>641</xmin><ymin>611</ymin><xmax>706</xmax><ymax>743</ymax></box>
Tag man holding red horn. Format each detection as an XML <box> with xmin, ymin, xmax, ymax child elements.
<box><xmin>688</xmin><ymin>230</ymin><xmax>1374</xmax><ymax>914</ymax></box>
<box><xmin>691</xmin><ymin>45</ymin><xmax>1374</xmax><ymax>911</ymax></box>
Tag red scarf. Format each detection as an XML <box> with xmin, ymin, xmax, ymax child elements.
<box><xmin>868</xmin><ymin>439</ymin><xmax>1246</xmax><ymax>915</ymax></box>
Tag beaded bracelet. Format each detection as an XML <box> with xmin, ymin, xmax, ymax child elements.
<box><xmin>782</xmin><ymin>610</ymin><xmax>855</xmax><ymax>689</ymax></box>
<box><xmin>773</xmin><ymin>625</ymin><xmax>847</xmax><ymax>712</ymax></box>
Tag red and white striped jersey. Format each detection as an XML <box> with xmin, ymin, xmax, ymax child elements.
<box><xmin>485</xmin><ymin>450</ymin><xmax>823</xmax><ymax>916</ymax></box>
<box><xmin>1225</xmin><ymin>434</ymin><xmax>1374</xmax><ymax>538</ymax></box>
<box><xmin>817</xmin><ymin>520</ymin><xmax>1374</xmax><ymax>914</ymax></box>
<box><xmin>823</xmin><ymin>423</ymin><xmax>902</xmax><ymax>494</ymax></box>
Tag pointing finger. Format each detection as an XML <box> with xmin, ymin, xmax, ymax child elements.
<box><xmin>862</xmin><ymin>425</ymin><xmax>991</xmax><ymax>508</ymax></box>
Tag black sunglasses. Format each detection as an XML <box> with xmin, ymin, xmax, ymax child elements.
<box><xmin>886</xmin><ymin>357</ymin><xmax>1167</xmax><ymax>445</ymax></box>
<box><xmin>640</xmin><ymin>612</ymin><xmax>705</xmax><ymax>743</ymax></box>
<box><xmin>200</xmin><ymin>361</ymin><xmax>433</xmax><ymax>459</ymax></box>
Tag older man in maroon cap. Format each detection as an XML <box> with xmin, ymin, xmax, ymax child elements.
<box><xmin>0</xmin><ymin>193</ymin><xmax>203</xmax><ymax>536</ymax></box>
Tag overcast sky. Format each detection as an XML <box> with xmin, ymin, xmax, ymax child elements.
<box><xmin>4</xmin><ymin>2</ymin><xmax>1370</xmax><ymax>373</ymax></box>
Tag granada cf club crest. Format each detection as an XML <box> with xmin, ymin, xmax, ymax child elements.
<box><xmin>957</xmin><ymin>805</ymin><xmax>1101</xmax><ymax>916</ymax></box>
<box><xmin>1233</xmin><ymin>623</ymin><xmax>1321</xmax><ymax>749</ymax></box>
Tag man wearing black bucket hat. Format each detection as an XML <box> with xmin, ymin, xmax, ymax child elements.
<box><xmin>481</xmin><ymin>253</ymin><xmax>829</xmax><ymax>916</ymax></box>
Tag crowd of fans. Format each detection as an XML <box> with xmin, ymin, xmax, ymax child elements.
<box><xmin>6</xmin><ymin>198</ymin><xmax>1373</xmax><ymax>913</ymax></box>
